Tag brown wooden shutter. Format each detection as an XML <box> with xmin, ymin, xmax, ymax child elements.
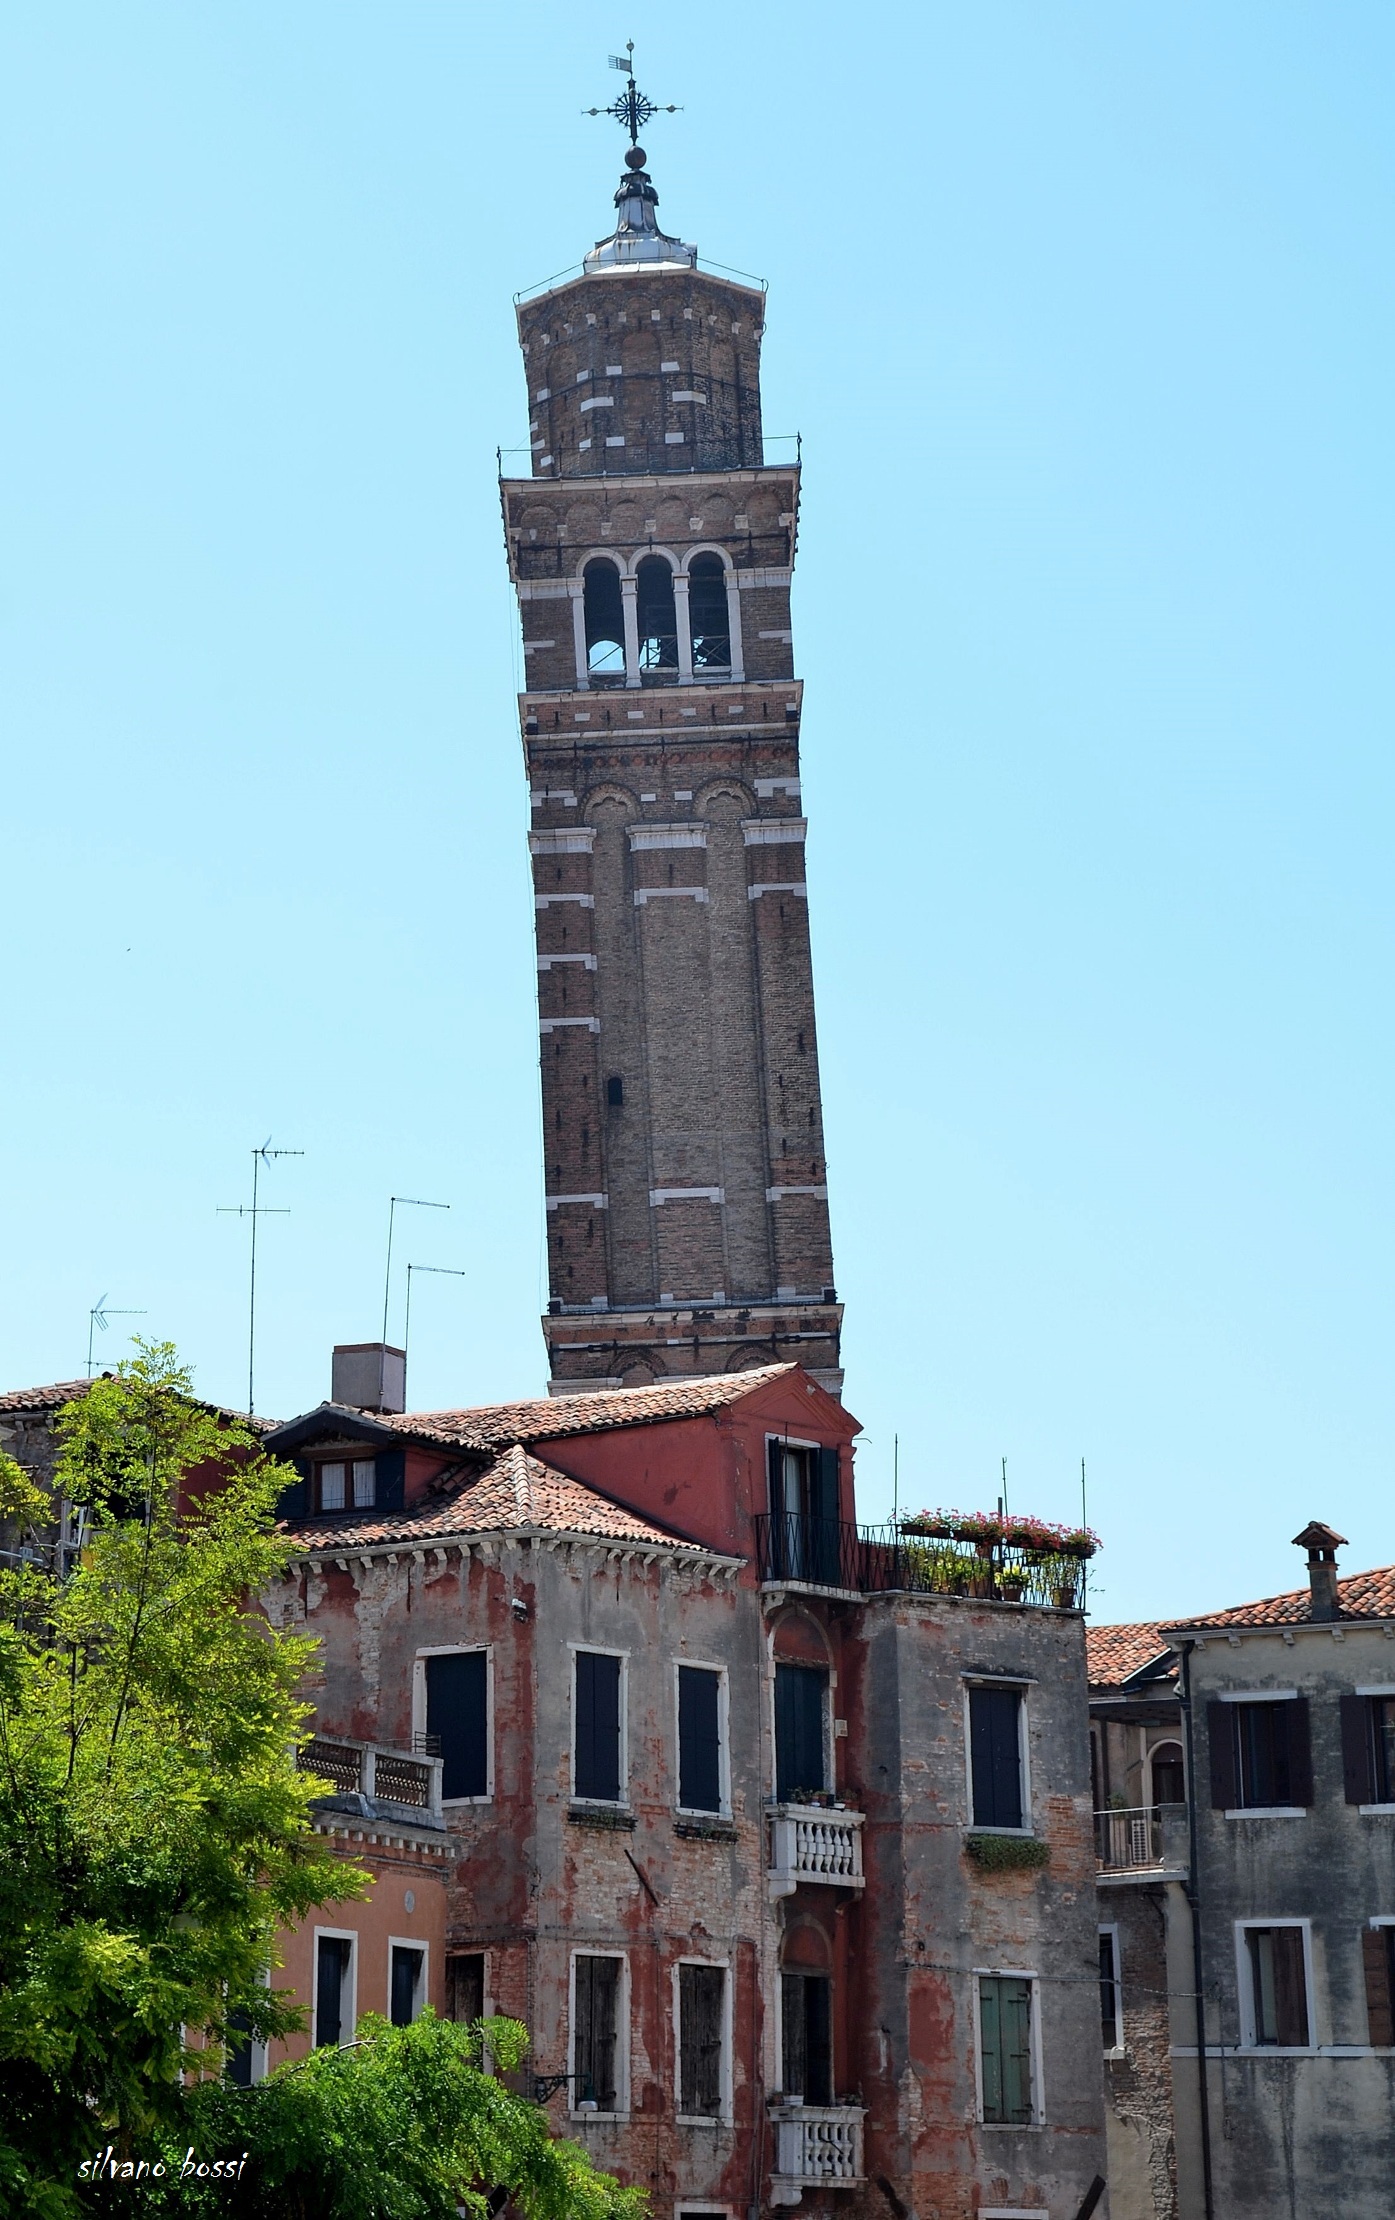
<box><xmin>1363</xmin><ymin>1928</ymin><xmax>1394</xmax><ymax>2047</ymax></box>
<box><xmin>1287</xmin><ymin>1697</ymin><xmax>1314</xmax><ymax>1807</ymax></box>
<box><xmin>1207</xmin><ymin>1702</ymin><xmax>1238</xmax><ymax>1809</ymax></box>
<box><xmin>1341</xmin><ymin>1694</ymin><xmax>1372</xmax><ymax>1805</ymax></box>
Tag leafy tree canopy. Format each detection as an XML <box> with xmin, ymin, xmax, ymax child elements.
<box><xmin>0</xmin><ymin>1343</ymin><xmax>363</xmax><ymax>2216</ymax></box>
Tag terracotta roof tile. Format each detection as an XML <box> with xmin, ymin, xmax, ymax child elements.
<box><xmin>280</xmin><ymin>1443</ymin><xmax>711</xmax><ymax>1555</ymax></box>
<box><xmin>0</xmin><ymin>1380</ymin><xmax>275</xmax><ymax>1431</ymax></box>
<box><xmin>1164</xmin><ymin>1563</ymin><xmax>1395</xmax><ymax>1633</ymax></box>
<box><xmin>1086</xmin><ymin>1622</ymin><xmax>1176</xmax><ymax>1688</ymax></box>
<box><xmin>366</xmin><ymin>1364</ymin><xmax>802</xmax><ymax>1452</ymax></box>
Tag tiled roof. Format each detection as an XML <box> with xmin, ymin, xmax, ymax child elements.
<box><xmin>1086</xmin><ymin>1622</ymin><xmax>1176</xmax><ymax>1689</ymax></box>
<box><xmin>368</xmin><ymin>1364</ymin><xmax>802</xmax><ymax>1452</ymax></box>
<box><xmin>281</xmin><ymin>1442</ymin><xmax>707</xmax><ymax>1554</ymax></box>
<box><xmin>0</xmin><ymin>1380</ymin><xmax>275</xmax><ymax>1431</ymax></box>
<box><xmin>1165</xmin><ymin>1564</ymin><xmax>1395</xmax><ymax>1633</ymax></box>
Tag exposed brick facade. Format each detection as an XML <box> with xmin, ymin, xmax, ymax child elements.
<box><xmin>503</xmin><ymin>179</ymin><xmax>840</xmax><ymax>1393</ymax></box>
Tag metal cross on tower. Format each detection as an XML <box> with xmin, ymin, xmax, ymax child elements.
<box><xmin>584</xmin><ymin>43</ymin><xmax>680</xmax><ymax>145</ymax></box>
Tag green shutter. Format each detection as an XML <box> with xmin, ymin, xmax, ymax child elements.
<box><xmin>1002</xmin><ymin>1979</ymin><xmax>1034</xmax><ymax>2122</ymax></box>
<box><xmin>979</xmin><ymin>1978</ymin><xmax>1004</xmax><ymax>2121</ymax></box>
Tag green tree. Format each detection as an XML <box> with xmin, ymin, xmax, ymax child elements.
<box><xmin>0</xmin><ymin>1343</ymin><xmax>363</xmax><ymax>2217</ymax></box>
<box><xmin>135</xmin><ymin>2013</ymin><xmax>647</xmax><ymax>2220</ymax></box>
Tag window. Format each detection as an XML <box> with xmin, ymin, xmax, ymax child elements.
<box><xmin>1340</xmin><ymin>1693</ymin><xmax>1395</xmax><ymax>1804</ymax></box>
<box><xmin>314</xmin><ymin>1933</ymin><xmax>355</xmax><ymax>2048</ymax></box>
<box><xmin>390</xmin><ymin>1943</ymin><xmax>426</xmax><ymax>2027</ymax></box>
<box><xmin>606</xmin><ymin>1074</ymin><xmax>624</xmax><ymax>1107</ymax></box>
<box><xmin>774</xmin><ymin>1663</ymin><xmax>827</xmax><ymax>1802</ymax></box>
<box><xmin>1241</xmin><ymin>1924</ymin><xmax>1310</xmax><ymax>2048</ymax></box>
<box><xmin>766</xmin><ymin>1438</ymin><xmax>841</xmax><ymax>1584</ymax></box>
<box><xmin>978</xmin><ymin>1975</ymin><xmax>1035</xmax><ymax>2124</ymax></box>
<box><xmin>318</xmin><ymin>1458</ymin><xmax>375</xmax><ymax>1513</ymax></box>
<box><xmin>1362</xmin><ymin>1922</ymin><xmax>1395</xmax><ymax>2045</ymax></box>
<box><xmin>780</xmin><ymin>1972</ymin><xmax>832</xmax><ymax>2104</ymax></box>
<box><xmin>688</xmin><ymin>554</ymin><xmax>731</xmax><ymax>670</ymax></box>
<box><xmin>574</xmin><ymin>1650</ymin><xmax>624</xmax><ymax>1803</ymax></box>
<box><xmin>446</xmin><ymin>1952</ymin><xmax>485</xmax><ymax>2026</ymax></box>
<box><xmin>224</xmin><ymin>2006</ymin><xmax>266</xmax><ymax>2087</ymax></box>
<box><xmin>572</xmin><ymin>1954</ymin><xmax>623</xmax><ymax>2110</ymax></box>
<box><xmin>1098</xmin><ymin>1929</ymin><xmax>1123</xmax><ymax>2052</ymax></box>
<box><xmin>1209</xmin><ymin>1698</ymin><xmax>1312</xmax><ymax>1810</ymax></box>
<box><xmin>969</xmin><ymin>1684</ymin><xmax>1026</xmax><ymax>1831</ymax></box>
<box><xmin>424</xmin><ymin>1650</ymin><xmax>489</xmax><ymax>1800</ymax></box>
<box><xmin>583</xmin><ymin>559</ymin><xmax>625</xmax><ymax>678</ymax></box>
<box><xmin>678</xmin><ymin>1665</ymin><xmax>724</xmax><ymax>1814</ymax></box>
<box><xmin>636</xmin><ymin>555</ymin><xmax>678</xmax><ymax>676</ymax></box>
<box><xmin>678</xmin><ymin>1963</ymin><xmax>726</xmax><ymax>2118</ymax></box>
<box><xmin>1150</xmin><ymin>1742</ymin><xmax>1186</xmax><ymax>1808</ymax></box>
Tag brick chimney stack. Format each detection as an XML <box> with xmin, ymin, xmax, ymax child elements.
<box><xmin>1292</xmin><ymin>1520</ymin><xmax>1348</xmax><ymax>1623</ymax></box>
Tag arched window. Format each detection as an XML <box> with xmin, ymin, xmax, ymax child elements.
<box><xmin>1150</xmin><ymin>1742</ymin><xmax>1185</xmax><ymax>1808</ymax></box>
<box><xmin>636</xmin><ymin>555</ymin><xmax>678</xmax><ymax>679</ymax></box>
<box><xmin>688</xmin><ymin>553</ymin><xmax>731</xmax><ymax>670</ymax></box>
<box><xmin>583</xmin><ymin>559</ymin><xmax>625</xmax><ymax>680</ymax></box>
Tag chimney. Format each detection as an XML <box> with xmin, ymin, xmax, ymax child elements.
<box><xmin>1292</xmin><ymin>1520</ymin><xmax>1348</xmax><ymax>1623</ymax></box>
<box><xmin>331</xmin><ymin>1343</ymin><xmax>406</xmax><ymax>1415</ymax></box>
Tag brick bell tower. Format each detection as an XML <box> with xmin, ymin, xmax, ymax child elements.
<box><xmin>502</xmin><ymin>83</ymin><xmax>842</xmax><ymax>1396</ymax></box>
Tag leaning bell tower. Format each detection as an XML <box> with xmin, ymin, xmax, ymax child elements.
<box><xmin>501</xmin><ymin>59</ymin><xmax>842</xmax><ymax>1395</ymax></box>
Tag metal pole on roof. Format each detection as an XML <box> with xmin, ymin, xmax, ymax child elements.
<box><xmin>382</xmin><ymin>1198</ymin><xmax>450</xmax><ymax>1346</ymax></box>
<box><xmin>404</xmin><ymin>1263</ymin><xmax>469</xmax><ymax>1407</ymax></box>
<box><xmin>86</xmin><ymin>1297</ymin><xmax>146</xmax><ymax>1379</ymax></box>
<box><xmin>218</xmin><ymin>1140</ymin><xmax>301</xmax><ymax>1416</ymax></box>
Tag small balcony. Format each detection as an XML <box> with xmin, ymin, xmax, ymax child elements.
<box><xmin>299</xmin><ymin>1734</ymin><xmax>445</xmax><ymax>1827</ymax></box>
<box><xmin>754</xmin><ymin>1514</ymin><xmax>1089</xmax><ymax>1608</ymax></box>
<box><xmin>770</xmin><ymin>2105</ymin><xmax>865</xmax><ymax>2201</ymax></box>
<box><xmin>1095</xmin><ymin>1804</ymin><xmax>1188</xmax><ymax>1882</ymax></box>
<box><xmin>768</xmin><ymin>1804</ymin><xmax>865</xmax><ymax>1897</ymax></box>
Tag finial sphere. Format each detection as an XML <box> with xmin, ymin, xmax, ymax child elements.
<box><xmin>625</xmin><ymin>145</ymin><xmax>647</xmax><ymax>169</ymax></box>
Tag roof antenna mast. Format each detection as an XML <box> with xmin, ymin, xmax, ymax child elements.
<box><xmin>382</xmin><ymin>1197</ymin><xmax>450</xmax><ymax>1346</ymax></box>
<box><xmin>86</xmin><ymin>1296</ymin><xmax>147</xmax><ymax>1380</ymax></box>
<box><xmin>403</xmin><ymin>1262</ymin><xmax>469</xmax><ymax>1406</ymax></box>
<box><xmin>218</xmin><ymin>1139</ymin><xmax>303</xmax><ymax>1417</ymax></box>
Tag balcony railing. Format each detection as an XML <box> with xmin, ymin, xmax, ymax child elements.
<box><xmin>754</xmin><ymin>1515</ymin><xmax>1088</xmax><ymax>1608</ymax></box>
<box><xmin>771</xmin><ymin>2105</ymin><xmax>865</xmax><ymax>2189</ymax></box>
<box><xmin>299</xmin><ymin>1734</ymin><xmax>444</xmax><ymax>1823</ymax></box>
<box><xmin>1095</xmin><ymin>1805</ymin><xmax>1189</xmax><ymax>1875</ymax></box>
<box><xmin>768</xmin><ymin>1804</ymin><xmax>865</xmax><ymax>1895</ymax></box>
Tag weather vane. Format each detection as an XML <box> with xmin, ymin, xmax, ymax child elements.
<box><xmin>584</xmin><ymin>43</ymin><xmax>680</xmax><ymax>146</ymax></box>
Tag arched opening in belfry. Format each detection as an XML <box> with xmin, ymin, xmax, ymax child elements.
<box><xmin>688</xmin><ymin>553</ymin><xmax>731</xmax><ymax>670</ymax></box>
<box><xmin>636</xmin><ymin>555</ymin><xmax>679</xmax><ymax>680</ymax></box>
<box><xmin>583</xmin><ymin>559</ymin><xmax>625</xmax><ymax>679</ymax></box>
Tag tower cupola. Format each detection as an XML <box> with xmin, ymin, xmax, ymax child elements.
<box><xmin>585</xmin><ymin>146</ymin><xmax>696</xmax><ymax>275</ymax></box>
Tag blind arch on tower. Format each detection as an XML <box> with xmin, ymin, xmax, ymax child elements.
<box><xmin>583</xmin><ymin>558</ymin><xmax>625</xmax><ymax>677</ymax></box>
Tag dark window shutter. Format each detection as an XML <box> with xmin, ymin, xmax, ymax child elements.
<box><xmin>767</xmin><ymin>1437</ymin><xmax>786</xmax><ymax>1519</ymax></box>
<box><xmin>315</xmin><ymin>1937</ymin><xmax>349</xmax><ymax>2048</ymax></box>
<box><xmin>575</xmin><ymin>1956</ymin><xmax>619</xmax><ymax>2108</ymax></box>
<box><xmin>426</xmin><ymin>1650</ymin><xmax>488</xmax><ymax>1799</ymax></box>
<box><xmin>780</xmin><ymin>1973</ymin><xmax>807</xmax><ymax>2097</ymax></box>
<box><xmin>1287</xmin><ymin>1697</ymin><xmax>1314</xmax><ymax>1807</ymax></box>
<box><xmin>1272</xmin><ymin>1927</ymin><xmax>1309</xmax><ymax>2046</ymax></box>
<box><xmin>375</xmin><ymin>1449</ymin><xmax>405</xmax><ymax>1512</ymax></box>
<box><xmin>1002</xmin><ymin>1978</ymin><xmax>1034</xmax><ymax>2121</ymax></box>
<box><xmin>1341</xmin><ymin>1694</ymin><xmax>1371</xmax><ymax>1805</ymax></box>
<box><xmin>775</xmin><ymin>1663</ymin><xmax>827</xmax><ymax>1800</ymax></box>
<box><xmin>1208</xmin><ymin>1702</ymin><xmax>1238</xmax><ymax>1809</ymax></box>
<box><xmin>446</xmin><ymin>1953</ymin><xmax>484</xmax><ymax>2025</ymax></box>
<box><xmin>1363</xmin><ymin>1928</ymin><xmax>1395</xmax><ymax>2047</ymax></box>
<box><xmin>390</xmin><ymin>1946</ymin><xmax>422</xmax><ymax>2027</ymax></box>
<box><xmin>970</xmin><ymin>1685</ymin><xmax>1023</xmax><ymax>1830</ymax></box>
<box><xmin>278</xmin><ymin>1458</ymin><xmax>309</xmax><ymax>1522</ymax></box>
<box><xmin>678</xmin><ymin>1666</ymin><xmax>722</xmax><ymax>1812</ymax></box>
<box><xmin>575</xmin><ymin>1651</ymin><xmax>622</xmax><ymax>1801</ymax></box>
<box><xmin>679</xmin><ymin>1964</ymin><xmax>724</xmax><ymax>2115</ymax></box>
<box><xmin>803</xmin><ymin>1974</ymin><xmax>832</xmax><ymax>2105</ymax></box>
<box><xmin>813</xmin><ymin>1446</ymin><xmax>839</xmax><ymax>1524</ymax></box>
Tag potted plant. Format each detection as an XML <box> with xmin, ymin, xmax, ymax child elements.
<box><xmin>952</xmin><ymin>1511</ymin><xmax>1003</xmax><ymax>1556</ymax></box>
<box><xmin>1058</xmin><ymin>1526</ymin><xmax>1101</xmax><ymax>1561</ymax></box>
<box><xmin>898</xmin><ymin>1509</ymin><xmax>956</xmax><ymax>1540</ymax></box>
<box><xmin>998</xmin><ymin>1574</ymin><xmax>1025</xmax><ymax>1603</ymax></box>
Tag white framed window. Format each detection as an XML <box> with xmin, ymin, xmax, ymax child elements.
<box><xmin>1235</xmin><ymin>1920</ymin><xmax>1314</xmax><ymax>2051</ymax></box>
<box><xmin>388</xmin><ymin>1937</ymin><xmax>429</xmax><ymax>2027</ymax></box>
<box><xmin>1098</xmin><ymin>1926</ymin><xmax>1123</xmax><ymax>2055</ymax></box>
<box><xmin>413</xmin><ymin>1645</ymin><xmax>493</xmax><ymax>1803</ymax></box>
<box><xmin>673</xmin><ymin>1957</ymin><xmax>732</xmax><ymax>2122</ymax></box>
<box><xmin>674</xmin><ymin>1660</ymin><xmax>729</xmax><ymax>1817</ymax></box>
<box><xmin>973</xmin><ymin>1969</ymin><xmax>1043</xmax><ymax>2126</ymax></box>
<box><xmin>312</xmin><ymin>1927</ymin><xmax>358</xmax><ymax>2049</ymax></box>
<box><xmin>569</xmin><ymin>1950</ymin><xmax>630</xmax><ymax>2117</ymax></box>
<box><xmin>571</xmin><ymin>1644</ymin><xmax>629</xmax><ymax>1806</ymax></box>
<box><xmin>964</xmin><ymin>1678</ymin><xmax>1033</xmax><ymax>1835</ymax></box>
<box><xmin>224</xmin><ymin>1969</ymin><xmax>270</xmax><ymax>2087</ymax></box>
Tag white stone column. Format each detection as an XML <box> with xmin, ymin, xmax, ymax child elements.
<box><xmin>569</xmin><ymin>581</ymin><xmax>588</xmax><ymax>688</ymax></box>
<box><xmin>726</xmin><ymin>572</ymin><xmax>745</xmax><ymax>682</ymax></box>
<box><xmin>673</xmin><ymin>572</ymin><xmax>694</xmax><ymax>683</ymax></box>
<box><xmin>621</xmin><ymin>574</ymin><xmax>641</xmax><ymax>688</ymax></box>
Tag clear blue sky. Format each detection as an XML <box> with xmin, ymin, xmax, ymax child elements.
<box><xmin>3</xmin><ymin>3</ymin><xmax>1392</xmax><ymax>1627</ymax></box>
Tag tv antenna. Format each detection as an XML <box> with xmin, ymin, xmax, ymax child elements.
<box><xmin>86</xmin><ymin>1295</ymin><xmax>147</xmax><ymax>1379</ymax></box>
<box><xmin>218</xmin><ymin>1139</ymin><xmax>303</xmax><ymax>1416</ymax></box>
<box><xmin>403</xmin><ymin>1262</ymin><xmax>469</xmax><ymax>1403</ymax></box>
<box><xmin>584</xmin><ymin>43</ymin><xmax>680</xmax><ymax>145</ymax></box>
<box><xmin>382</xmin><ymin>1197</ymin><xmax>450</xmax><ymax>1344</ymax></box>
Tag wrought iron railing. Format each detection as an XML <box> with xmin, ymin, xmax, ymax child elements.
<box><xmin>1095</xmin><ymin>1805</ymin><xmax>1189</xmax><ymax>1873</ymax></box>
<box><xmin>753</xmin><ymin>1516</ymin><xmax>1088</xmax><ymax>1608</ymax></box>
